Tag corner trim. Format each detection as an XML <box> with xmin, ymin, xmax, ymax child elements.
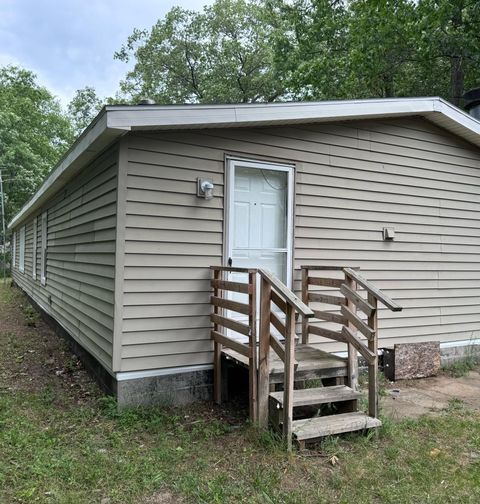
<box><xmin>112</xmin><ymin>138</ymin><xmax>128</xmax><ymax>372</ymax></box>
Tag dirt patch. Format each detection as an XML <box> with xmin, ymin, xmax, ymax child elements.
<box><xmin>141</xmin><ymin>491</ymin><xmax>185</xmax><ymax>504</ymax></box>
<box><xmin>382</xmin><ymin>369</ymin><xmax>480</xmax><ymax>419</ymax></box>
<box><xmin>0</xmin><ymin>282</ymin><xmax>99</xmax><ymax>406</ymax></box>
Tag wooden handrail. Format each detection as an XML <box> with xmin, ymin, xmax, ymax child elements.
<box><xmin>341</xmin><ymin>326</ymin><xmax>376</xmax><ymax>365</ymax></box>
<box><xmin>256</xmin><ymin>268</ymin><xmax>312</xmax><ymax>449</ymax></box>
<box><xmin>343</xmin><ymin>268</ymin><xmax>403</xmax><ymax>312</ymax></box>
<box><xmin>299</xmin><ymin>264</ymin><xmax>403</xmax><ymax>428</ymax></box>
<box><xmin>258</xmin><ymin>268</ymin><xmax>314</xmax><ymax>318</ymax></box>
<box><xmin>302</xmin><ymin>265</ymin><xmax>360</xmax><ymax>271</ymax></box>
<box><xmin>210</xmin><ymin>267</ymin><xmax>258</xmax><ymax>422</ymax></box>
<box><xmin>340</xmin><ymin>284</ymin><xmax>375</xmax><ymax>317</ymax></box>
<box><xmin>210</xmin><ymin>266</ymin><xmax>258</xmax><ymax>273</ymax></box>
<box><xmin>211</xmin><ymin>279</ymin><xmax>251</xmax><ymax>294</ymax></box>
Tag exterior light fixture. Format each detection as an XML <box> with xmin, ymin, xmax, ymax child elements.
<box><xmin>197</xmin><ymin>178</ymin><xmax>214</xmax><ymax>200</ymax></box>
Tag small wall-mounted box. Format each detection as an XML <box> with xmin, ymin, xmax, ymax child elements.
<box><xmin>383</xmin><ymin>227</ymin><xmax>395</xmax><ymax>241</ymax></box>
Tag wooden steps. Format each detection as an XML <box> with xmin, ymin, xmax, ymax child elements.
<box><xmin>269</xmin><ymin>385</ymin><xmax>361</xmax><ymax>408</ymax></box>
<box><xmin>222</xmin><ymin>344</ymin><xmax>348</xmax><ymax>384</ymax></box>
<box><xmin>292</xmin><ymin>412</ymin><xmax>382</xmax><ymax>444</ymax></box>
<box><xmin>209</xmin><ymin>265</ymin><xmax>400</xmax><ymax>449</ymax></box>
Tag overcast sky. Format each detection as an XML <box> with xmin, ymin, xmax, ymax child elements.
<box><xmin>0</xmin><ymin>0</ymin><xmax>210</xmax><ymax>106</ymax></box>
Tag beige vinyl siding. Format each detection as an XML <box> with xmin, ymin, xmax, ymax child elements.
<box><xmin>13</xmin><ymin>229</ymin><xmax>19</xmax><ymax>269</ymax></box>
<box><xmin>24</xmin><ymin>220</ymin><xmax>34</xmax><ymax>278</ymax></box>
<box><xmin>11</xmin><ymin>146</ymin><xmax>118</xmax><ymax>371</ymax></box>
<box><xmin>120</xmin><ymin>136</ymin><xmax>223</xmax><ymax>372</ymax></box>
<box><xmin>120</xmin><ymin>116</ymin><xmax>480</xmax><ymax>371</ymax></box>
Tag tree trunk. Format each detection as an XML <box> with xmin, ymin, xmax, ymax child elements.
<box><xmin>383</xmin><ymin>74</ymin><xmax>394</xmax><ymax>98</ymax></box>
<box><xmin>449</xmin><ymin>2</ymin><xmax>464</xmax><ymax>107</ymax></box>
<box><xmin>450</xmin><ymin>56</ymin><xmax>464</xmax><ymax>107</ymax></box>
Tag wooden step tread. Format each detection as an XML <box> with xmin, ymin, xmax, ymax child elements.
<box><xmin>270</xmin><ymin>385</ymin><xmax>361</xmax><ymax>408</ymax></box>
<box><xmin>292</xmin><ymin>412</ymin><xmax>381</xmax><ymax>441</ymax></box>
<box><xmin>223</xmin><ymin>344</ymin><xmax>347</xmax><ymax>375</ymax></box>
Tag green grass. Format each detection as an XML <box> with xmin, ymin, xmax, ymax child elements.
<box><xmin>443</xmin><ymin>355</ymin><xmax>480</xmax><ymax>378</ymax></box>
<box><xmin>1</xmin><ymin>393</ymin><xmax>480</xmax><ymax>503</ymax></box>
<box><xmin>1</xmin><ymin>283</ymin><xmax>480</xmax><ymax>503</ymax></box>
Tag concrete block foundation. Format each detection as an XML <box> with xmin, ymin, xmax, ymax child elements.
<box><xmin>116</xmin><ymin>369</ymin><xmax>213</xmax><ymax>408</ymax></box>
<box><xmin>440</xmin><ymin>343</ymin><xmax>480</xmax><ymax>368</ymax></box>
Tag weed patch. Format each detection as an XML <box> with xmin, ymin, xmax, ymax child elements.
<box><xmin>443</xmin><ymin>357</ymin><xmax>479</xmax><ymax>378</ymax></box>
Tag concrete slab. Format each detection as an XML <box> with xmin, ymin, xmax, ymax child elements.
<box><xmin>381</xmin><ymin>369</ymin><xmax>480</xmax><ymax>420</ymax></box>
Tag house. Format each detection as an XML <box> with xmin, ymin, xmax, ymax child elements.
<box><xmin>9</xmin><ymin>97</ymin><xmax>480</xmax><ymax>414</ymax></box>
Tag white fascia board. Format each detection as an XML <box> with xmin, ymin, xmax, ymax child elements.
<box><xmin>105</xmin><ymin>96</ymin><xmax>480</xmax><ymax>148</ymax></box>
<box><xmin>431</xmin><ymin>98</ymin><xmax>480</xmax><ymax>146</ymax></box>
<box><xmin>106</xmin><ymin>104</ymin><xmax>238</xmax><ymax>130</ymax></box>
<box><xmin>8</xmin><ymin>111</ymin><xmax>129</xmax><ymax>229</ymax></box>
<box><xmin>234</xmin><ymin>97</ymin><xmax>437</xmax><ymax>124</ymax></box>
<box><xmin>106</xmin><ymin>97</ymin><xmax>439</xmax><ymax>130</ymax></box>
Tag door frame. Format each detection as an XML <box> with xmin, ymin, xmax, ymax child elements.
<box><xmin>224</xmin><ymin>156</ymin><xmax>295</xmax><ymax>288</ymax></box>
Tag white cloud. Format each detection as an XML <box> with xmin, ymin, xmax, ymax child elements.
<box><xmin>0</xmin><ymin>0</ymin><xmax>214</xmax><ymax>107</ymax></box>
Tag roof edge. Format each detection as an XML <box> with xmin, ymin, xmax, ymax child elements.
<box><xmin>8</xmin><ymin>97</ymin><xmax>480</xmax><ymax>229</ymax></box>
<box><xmin>8</xmin><ymin>109</ymin><xmax>129</xmax><ymax>229</ymax></box>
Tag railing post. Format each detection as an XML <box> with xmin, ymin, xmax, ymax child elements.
<box><xmin>345</xmin><ymin>272</ymin><xmax>359</xmax><ymax>391</ymax></box>
<box><xmin>283</xmin><ymin>303</ymin><xmax>296</xmax><ymax>451</ymax></box>
<box><xmin>258</xmin><ymin>277</ymin><xmax>271</xmax><ymax>428</ymax></box>
<box><xmin>301</xmin><ymin>267</ymin><xmax>309</xmax><ymax>344</ymax></box>
<box><xmin>248</xmin><ymin>271</ymin><xmax>258</xmax><ymax>423</ymax></box>
<box><xmin>367</xmin><ymin>293</ymin><xmax>378</xmax><ymax>418</ymax></box>
<box><xmin>212</xmin><ymin>268</ymin><xmax>222</xmax><ymax>404</ymax></box>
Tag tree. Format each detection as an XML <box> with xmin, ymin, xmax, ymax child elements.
<box><xmin>416</xmin><ymin>0</ymin><xmax>480</xmax><ymax>106</ymax></box>
<box><xmin>268</xmin><ymin>0</ymin><xmax>351</xmax><ymax>100</ymax></box>
<box><xmin>115</xmin><ymin>0</ymin><xmax>284</xmax><ymax>104</ymax></box>
<box><xmin>0</xmin><ymin>66</ymin><xmax>73</xmax><ymax>225</ymax></box>
<box><xmin>68</xmin><ymin>86</ymin><xmax>104</xmax><ymax>136</ymax></box>
<box><xmin>271</xmin><ymin>0</ymin><xmax>480</xmax><ymax>103</ymax></box>
<box><xmin>345</xmin><ymin>0</ymin><xmax>419</xmax><ymax>98</ymax></box>
<box><xmin>271</xmin><ymin>0</ymin><xmax>419</xmax><ymax>100</ymax></box>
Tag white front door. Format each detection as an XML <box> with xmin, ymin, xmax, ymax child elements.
<box><xmin>226</xmin><ymin>158</ymin><xmax>293</xmax><ymax>283</ymax></box>
<box><xmin>225</xmin><ymin>159</ymin><xmax>294</xmax><ymax>336</ymax></box>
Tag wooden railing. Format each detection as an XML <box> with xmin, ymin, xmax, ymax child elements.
<box><xmin>210</xmin><ymin>266</ymin><xmax>258</xmax><ymax>420</ymax></box>
<box><xmin>210</xmin><ymin>266</ymin><xmax>313</xmax><ymax>443</ymax></box>
<box><xmin>301</xmin><ymin>266</ymin><xmax>402</xmax><ymax>420</ymax></box>
<box><xmin>210</xmin><ymin>265</ymin><xmax>401</xmax><ymax>449</ymax></box>
<box><xmin>257</xmin><ymin>269</ymin><xmax>314</xmax><ymax>450</ymax></box>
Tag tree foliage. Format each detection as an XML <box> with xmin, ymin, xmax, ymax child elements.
<box><xmin>270</xmin><ymin>0</ymin><xmax>480</xmax><ymax>104</ymax></box>
<box><xmin>416</xmin><ymin>0</ymin><xmax>480</xmax><ymax>106</ymax></box>
<box><xmin>0</xmin><ymin>66</ymin><xmax>73</xmax><ymax>226</ymax></box>
<box><xmin>67</xmin><ymin>86</ymin><xmax>104</xmax><ymax>136</ymax></box>
<box><xmin>269</xmin><ymin>0</ymin><xmax>351</xmax><ymax>100</ymax></box>
<box><xmin>116</xmin><ymin>0</ymin><xmax>480</xmax><ymax>105</ymax></box>
<box><xmin>115</xmin><ymin>0</ymin><xmax>284</xmax><ymax>104</ymax></box>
